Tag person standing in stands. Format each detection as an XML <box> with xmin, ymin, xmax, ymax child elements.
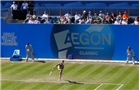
<box><xmin>126</xmin><ymin>46</ymin><xmax>135</xmax><ymax>65</ymax></box>
<box><xmin>28</xmin><ymin>1</ymin><xmax>34</xmax><ymax>14</ymax></box>
<box><xmin>10</xmin><ymin>1</ymin><xmax>18</xmax><ymax>20</ymax></box>
<box><xmin>21</xmin><ymin>1</ymin><xmax>28</xmax><ymax>20</ymax></box>
<box><xmin>25</xmin><ymin>43</ymin><xmax>34</xmax><ymax>62</ymax></box>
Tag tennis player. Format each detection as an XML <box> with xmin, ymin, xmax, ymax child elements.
<box><xmin>25</xmin><ymin>42</ymin><xmax>34</xmax><ymax>62</ymax></box>
<box><xmin>53</xmin><ymin>60</ymin><xmax>65</xmax><ymax>81</ymax></box>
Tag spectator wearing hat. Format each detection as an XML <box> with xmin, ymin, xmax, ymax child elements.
<box><xmin>98</xmin><ymin>11</ymin><xmax>105</xmax><ymax>24</ymax></box>
<box><xmin>79</xmin><ymin>10</ymin><xmax>88</xmax><ymax>24</ymax></box>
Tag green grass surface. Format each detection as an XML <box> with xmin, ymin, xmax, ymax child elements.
<box><xmin>1</xmin><ymin>60</ymin><xmax>139</xmax><ymax>90</ymax></box>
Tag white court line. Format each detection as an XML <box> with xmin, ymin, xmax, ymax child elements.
<box><xmin>116</xmin><ymin>84</ymin><xmax>124</xmax><ymax>90</ymax></box>
<box><xmin>1</xmin><ymin>79</ymin><xmax>123</xmax><ymax>90</ymax></box>
<box><xmin>94</xmin><ymin>83</ymin><xmax>103</xmax><ymax>90</ymax></box>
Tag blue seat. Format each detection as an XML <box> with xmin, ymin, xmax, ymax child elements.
<box><xmin>84</xmin><ymin>3</ymin><xmax>107</xmax><ymax>7</ymax></box>
<box><xmin>108</xmin><ymin>2</ymin><xmax>130</xmax><ymax>8</ymax></box>
<box><xmin>63</xmin><ymin>2</ymin><xmax>83</xmax><ymax>7</ymax></box>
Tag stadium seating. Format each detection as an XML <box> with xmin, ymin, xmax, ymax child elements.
<box><xmin>84</xmin><ymin>2</ymin><xmax>107</xmax><ymax>7</ymax></box>
<box><xmin>108</xmin><ymin>2</ymin><xmax>130</xmax><ymax>8</ymax></box>
<box><xmin>63</xmin><ymin>2</ymin><xmax>83</xmax><ymax>7</ymax></box>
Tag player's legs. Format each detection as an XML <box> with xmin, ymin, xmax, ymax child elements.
<box><xmin>58</xmin><ymin>70</ymin><xmax>63</xmax><ymax>81</ymax></box>
<box><xmin>132</xmin><ymin>56</ymin><xmax>135</xmax><ymax>65</ymax></box>
<box><xmin>126</xmin><ymin>55</ymin><xmax>130</xmax><ymax>64</ymax></box>
<box><xmin>31</xmin><ymin>52</ymin><xmax>34</xmax><ymax>62</ymax></box>
<box><xmin>25</xmin><ymin>51</ymin><xmax>30</xmax><ymax>62</ymax></box>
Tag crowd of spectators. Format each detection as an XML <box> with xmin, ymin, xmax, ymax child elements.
<box><xmin>24</xmin><ymin>10</ymin><xmax>138</xmax><ymax>25</ymax></box>
<box><xmin>10</xmin><ymin>1</ymin><xmax>138</xmax><ymax>25</ymax></box>
<box><xmin>10</xmin><ymin>1</ymin><xmax>34</xmax><ymax>20</ymax></box>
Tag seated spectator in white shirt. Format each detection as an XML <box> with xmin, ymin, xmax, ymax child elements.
<box><xmin>34</xmin><ymin>17</ymin><xmax>40</xmax><ymax>24</ymax></box>
<box><xmin>133</xmin><ymin>17</ymin><xmax>139</xmax><ymax>25</ymax></box>
<box><xmin>64</xmin><ymin>12</ymin><xmax>71</xmax><ymax>24</ymax></box>
<box><xmin>74</xmin><ymin>12</ymin><xmax>81</xmax><ymax>24</ymax></box>
<box><xmin>99</xmin><ymin>11</ymin><xmax>105</xmax><ymax>24</ymax></box>
<box><xmin>121</xmin><ymin>18</ymin><xmax>128</xmax><ymax>25</ymax></box>
<box><xmin>28</xmin><ymin>16</ymin><xmax>34</xmax><ymax>24</ymax></box>
<box><xmin>114</xmin><ymin>18</ymin><xmax>121</xmax><ymax>25</ymax></box>
<box><xmin>86</xmin><ymin>11</ymin><xmax>93</xmax><ymax>24</ymax></box>
<box><xmin>41</xmin><ymin>11</ymin><xmax>49</xmax><ymax>23</ymax></box>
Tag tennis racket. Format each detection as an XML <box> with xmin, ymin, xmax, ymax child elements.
<box><xmin>48</xmin><ymin>68</ymin><xmax>54</xmax><ymax>77</ymax></box>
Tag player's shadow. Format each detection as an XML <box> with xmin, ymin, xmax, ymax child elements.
<box><xmin>35</xmin><ymin>60</ymin><xmax>46</xmax><ymax>63</ymax></box>
<box><xmin>66</xmin><ymin>80</ymin><xmax>84</xmax><ymax>84</ymax></box>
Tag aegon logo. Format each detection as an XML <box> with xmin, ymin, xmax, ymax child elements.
<box><xmin>51</xmin><ymin>25</ymin><xmax>115</xmax><ymax>59</ymax></box>
<box><xmin>66</xmin><ymin>33</ymin><xmax>111</xmax><ymax>45</ymax></box>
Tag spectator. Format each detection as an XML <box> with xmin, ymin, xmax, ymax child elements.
<box><xmin>79</xmin><ymin>10</ymin><xmax>87</xmax><ymax>24</ymax></box>
<box><xmin>98</xmin><ymin>11</ymin><xmax>105</xmax><ymax>24</ymax></box>
<box><xmin>10</xmin><ymin>1</ymin><xmax>18</xmax><ymax>20</ymax></box>
<box><xmin>34</xmin><ymin>17</ymin><xmax>40</xmax><ymax>24</ymax></box>
<box><xmin>121</xmin><ymin>18</ymin><xmax>128</xmax><ymax>25</ymax></box>
<box><xmin>104</xmin><ymin>12</ymin><xmax>110</xmax><ymax>24</ymax></box>
<box><xmin>62</xmin><ymin>16</ymin><xmax>67</xmax><ymax>24</ymax></box>
<box><xmin>110</xmin><ymin>12</ymin><xmax>116</xmax><ymax>23</ymax></box>
<box><xmin>23</xmin><ymin>11</ymin><xmax>32</xmax><ymax>23</ymax></box>
<box><xmin>117</xmin><ymin>12</ymin><xmax>122</xmax><ymax>23</ymax></box>
<box><xmin>114</xmin><ymin>18</ymin><xmax>121</xmax><ymax>25</ymax></box>
<box><xmin>133</xmin><ymin>17</ymin><xmax>139</xmax><ymax>25</ymax></box>
<box><xmin>32</xmin><ymin>11</ymin><xmax>36</xmax><ymax>20</ymax></box>
<box><xmin>41</xmin><ymin>11</ymin><xmax>49</xmax><ymax>23</ymax></box>
<box><xmin>86</xmin><ymin>11</ymin><xmax>93</xmax><ymax>24</ymax></box>
<box><xmin>28</xmin><ymin>16</ymin><xmax>34</xmax><ymax>24</ymax></box>
<box><xmin>74</xmin><ymin>12</ymin><xmax>81</xmax><ymax>24</ymax></box>
<box><xmin>64</xmin><ymin>12</ymin><xmax>72</xmax><ymax>24</ymax></box>
<box><xmin>21</xmin><ymin>1</ymin><xmax>28</xmax><ymax>20</ymax></box>
<box><xmin>28</xmin><ymin>1</ymin><xmax>34</xmax><ymax>14</ymax></box>
<box><xmin>58</xmin><ymin>13</ymin><xmax>64</xmax><ymax>24</ymax></box>
<box><xmin>17</xmin><ymin>1</ymin><xmax>22</xmax><ymax>20</ymax></box>
<box><xmin>93</xmin><ymin>13</ymin><xmax>100</xmax><ymax>24</ymax></box>
<box><xmin>122</xmin><ymin>11</ymin><xmax>129</xmax><ymax>21</ymax></box>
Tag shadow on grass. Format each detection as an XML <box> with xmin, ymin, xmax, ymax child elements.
<box><xmin>35</xmin><ymin>60</ymin><xmax>46</xmax><ymax>63</ymax></box>
<box><xmin>63</xmin><ymin>80</ymin><xmax>84</xmax><ymax>84</ymax></box>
